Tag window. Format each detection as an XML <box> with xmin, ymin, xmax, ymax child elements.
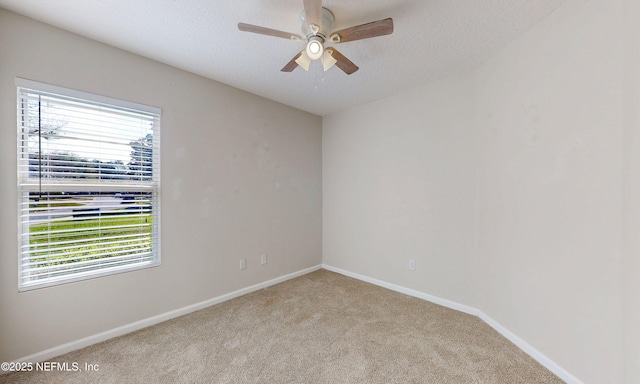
<box><xmin>17</xmin><ymin>78</ymin><xmax>161</xmax><ymax>291</ymax></box>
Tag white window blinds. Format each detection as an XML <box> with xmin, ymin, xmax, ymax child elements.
<box><xmin>17</xmin><ymin>79</ymin><xmax>161</xmax><ymax>291</ymax></box>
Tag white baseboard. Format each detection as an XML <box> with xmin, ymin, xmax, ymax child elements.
<box><xmin>13</xmin><ymin>264</ymin><xmax>322</xmax><ymax>365</ymax></box>
<box><xmin>322</xmin><ymin>264</ymin><xmax>582</xmax><ymax>384</ymax></box>
<box><xmin>322</xmin><ymin>264</ymin><xmax>480</xmax><ymax>317</ymax></box>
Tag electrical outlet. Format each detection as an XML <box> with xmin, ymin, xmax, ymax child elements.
<box><xmin>240</xmin><ymin>258</ymin><xmax>246</xmax><ymax>270</ymax></box>
<box><xmin>409</xmin><ymin>259</ymin><xmax>416</xmax><ymax>271</ymax></box>
<box><xmin>261</xmin><ymin>254</ymin><xmax>268</xmax><ymax>265</ymax></box>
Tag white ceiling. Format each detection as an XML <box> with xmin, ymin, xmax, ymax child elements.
<box><xmin>0</xmin><ymin>0</ymin><xmax>565</xmax><ymax>116</ymax></box>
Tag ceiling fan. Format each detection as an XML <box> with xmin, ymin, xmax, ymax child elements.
<box><xmin>238</xmin><ymin>0</ymin><xmax>394</xmax><ymax>75</ymax></box>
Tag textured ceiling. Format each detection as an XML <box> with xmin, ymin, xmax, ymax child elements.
<box><xmin>0</xmin><ymin>0</ymin><xmax>565</xmax><ymax>116</ymax></box>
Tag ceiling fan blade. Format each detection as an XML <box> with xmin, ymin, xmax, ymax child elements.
<box><xmin>327</xmin><ymin>48</ymin><xmax>359</xmax><ymax>75</ymax></box>
<box><xmin>238</xmin><ymin>22</ymin><xmax>302</xmax><ymax>40</ymax></box>
<box><xmin>303</xmin><ymin>0</ymin><xmax>323</xmax><ymax>30</ymax></box>
<box><xmin>281</xmin><ymin>52</ymin><xmax>303</xmax><ymax>72</ymax></box>
<box><xmin>329</xmin><ymin>18</ymin><xmax>393</xmax><ymax>43</ymax></box>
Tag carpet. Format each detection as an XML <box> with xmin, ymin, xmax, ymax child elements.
<box><xmin>0</xmin><ymin>269</ymin><xmax>563</xmax><ymax>383</ymax></box>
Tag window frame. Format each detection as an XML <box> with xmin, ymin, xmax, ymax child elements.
<box><xmin>16</xmin><ymin>78</ymin><xmax>161</xmax><ymax>291</ymax></box>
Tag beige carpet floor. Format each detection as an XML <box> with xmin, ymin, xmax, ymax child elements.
<box><xmin>1</xmin><ymin>269</ymin><xmax>563</xmax><ymax>383</ymax></box>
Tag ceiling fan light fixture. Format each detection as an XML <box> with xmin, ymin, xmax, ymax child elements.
<box><xmin>306</xmin><ymin>36</ymin><xmax>324</xmax><ymax>60</ymax></box>
<box><xmin>321</xmin><ymin>49</ymin><xmax>337</xmax><ymax>71</ymax></box>
<box><xmin>295</xmin><ymin>50</ymin><xmax>312</xmax><ymax>71</ymax></box>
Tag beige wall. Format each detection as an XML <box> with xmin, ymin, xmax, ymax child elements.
<box><xmin>475</xmin><ymin>1</ymin><xmax>625</xmax><ymax>382</ymax></box>
<box><xmin>0</xmin><ymin>10</ymin><xmax>322</xmax><ymax>361</ymax></box>
<box><xmin>324</xmin><ymin>0</ymin><xmax>637</xmax><ymax>382</ymax></box>
<box><xmin>322</xmin><ymin>71</ymin><xmax>479</xmax><ymax>307</ymax></box>
<box><xmin>622</xmin><ymin>0</ymin><xmax>640</xmax><ymax>381</ymax></box>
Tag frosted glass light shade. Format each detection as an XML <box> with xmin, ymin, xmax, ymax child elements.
<box><xmin>306</xmin><ymin>37</ymin><xmax>324</xmax><ymax>61</ymax></box>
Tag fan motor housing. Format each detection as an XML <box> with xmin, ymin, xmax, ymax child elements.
<box><xmin>300</xmin><ymin>7</ymin><xmax>335</xmax><ymax>39</ymax></box>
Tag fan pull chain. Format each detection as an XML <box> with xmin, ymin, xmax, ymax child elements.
<box><xmin>313</xmin><ymin>60</ymin><xmax>325</xmax><ymax>91</ymax></box>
